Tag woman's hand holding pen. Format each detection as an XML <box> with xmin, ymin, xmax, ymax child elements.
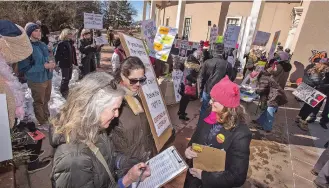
<box><xmin>122</xmin><ymin>162</ymin><xmax>151</xmax><ymax>187</ymax></box>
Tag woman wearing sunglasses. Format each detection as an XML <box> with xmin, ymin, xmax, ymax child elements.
<box><xmin>110</xmin><ymin>56</ymin><xmax>157</xmax><ymax>178</ymax></box>
<box><xmin>183</xmin><ymin>76</ymin><xmax>252</xmax><ymax>188</ymax></box>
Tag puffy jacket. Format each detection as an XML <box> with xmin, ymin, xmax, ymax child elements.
<box><xmin>185</xmin><ymin>110</ymin><xmax>252</xmax><ymax>188</ymax></box>
<box><xmin>267</xmin><ymin>60</ymin><xmax>292</xmax><ymax>89</ymax></box>
<box><xmin>18</xmin><ymin>41</ymin><xmax>53</xmax><ymax>83</ymax></box>
<box><xmin>303</xmin><ymin>64</ymin><xmax>329</xmax><ymax>94</ymax></box>
<box><xmin>200</xmin><ymin>56</ymin><xmax>233</xmax><ymax>94</ymax></box>
<box><xmin>55</xmin><ymin>40</ymin><xmax>77</xmax><ymax>68</ymax></box>
<box><xmin>50</xmin><ymin>127</ymin><xmax>136</xmax><ymax>188</ymax></box>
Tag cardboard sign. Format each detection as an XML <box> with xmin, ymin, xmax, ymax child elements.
<box><xmin>119</xmin><ymin>33</ymin><xmax>173</xmax><ymax>151</ymax></box>
<box><xmin>224</xmin><ymin>25</ymin><xmax>241</xmax><ymax>48</ymax></box>
<box><xmin>172</xmin><ymin>70</ymin><xmax>184</xmax><ymax>102</ymax></box>
<box><xmin>0</xmin><ymin>94</ymin><xmax>13</xmax><ymax>162</ymax></box>
<box><xmin>210</xmin><ymin>27</ymin><xmax>219</xmax><ymax>44</ymax></box>
<box><xmin>95</xmin><ymin>36</ymin><xmax>108</xmax><ymax>45</ymax></box>
<box><xmin>141</xmin><ymin>19</ymin><xmax>157</xmax><ymax>57</ymax></box>
<box><xmin>252</xmin><ymin>31</ymin><xmax>271</xmax><ymax>46</ymax></box>
<box><xmin>153</xmin><ymin>26</ymin><xmax>178</xmax><ymax>62</ymax></box>
<box><xmin>84</xmin><ymin>12</ymin><xmax>103</xmax><ymax>30</ymax></box>
<box><xmin>293</xmin><ymin>82</ymin><xmax>326</xmax><ymax>107</ymax></box>
<box><xmin>192</xmin><ymin>144</ymin><xmax>226</xmax><ymax>172</ymax></box>
<box><xmin>268</xmin><ymin>31</ymin><xmax>281</xmax><ymax>60</ymax></box>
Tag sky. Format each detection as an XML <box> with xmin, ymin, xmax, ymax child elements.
<box><xmin>129</xmin><ymin>0</ymin><xmax>149</xmax><ymax>21</ymax></box>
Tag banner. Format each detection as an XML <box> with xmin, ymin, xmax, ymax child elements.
<box><xmin>141</xmin><ymin>19</ymin><xmax>157</xmax><ymax>57</ymax></box>
<box><xmin>268</xmin><ymin>31</ymin><xmax>281</xmax><ymax>60</ymax></box>
<box><xmin>95</xmin><ymin>36</ymin><xmax>108</xmax><ymax>45</ymax></box>
<box><xmin>172</xmin><ymin>70</ymin><xmax>184</xmax><ymax>102</ymax></box>
<box><xmin>210</xmin><ymin>27</ymin><xmax>219</xmax><ymax>44</ymax></box>
<box><xmin>153</xmin><ymin>26</ymin><xmax>178</xmax><ymax>62</ymax></box>
<box><xmin>252</xmin><ymin>31</ymin><xmax>271</xmax><ymax>46</ymax></box>
<box><xmin>84</xmin><ymin>12</ymin><xmax>103</xmax><ymax>30</ymax></box>
<box><xmin>224</xmin><ymin>25</ymin><xmax>241</xmax><ymax>48</ymax></box>
<box><xmin>0</xmin><ymin>95</ymin><xmax>13</xmax><ymax>162</ymax></box>
<box><xmin>293</xmin><ymin>82</ymin><xmax>326</xmax><ymax>107</ymax></box>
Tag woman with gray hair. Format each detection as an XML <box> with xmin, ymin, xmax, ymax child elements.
<box><xmin>50</xmin><ymin>72</ymin><xmax>150</xmax><ymax>188</ymax></box>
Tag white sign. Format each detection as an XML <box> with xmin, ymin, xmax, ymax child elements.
<box><xmin>0</xmin><ymin>94</ymin><xmax>13</xmax><ymax>162</ymax></box>
<box><xmin>172</xmin><ymin>70</ymin><xmax>184</xmax><ymax>102</ymax></box>
<box><xmin>84</xmin><ymin>12</ymin><xmax>103</xmax><ymax>30</ymax></box>
<box><xmin>153</xmin><ymin>26</ymin><xmax>178</xmax><ymax>62</ymax></box>
<box><xmin>123</xmin><ymin>34</ymin><xmax>171</xmax><ymax>136</ymax></box>
<box><xmin>95</xmin><ymin>36</ymin><xmax>108</xmax><ymax>45</ymax></box>
<box><xmin>227</xmin><ymin>56</ymin><xmax>235</xmax><ymax>66</ymax></box>
<box><xmin>141</xmin><ymin>19</ymin><xmax>157</xmax><ymax>57</ymax></box>
<box><xmin>252</xmin><ymin>31</ymin><xmax>271</xmax><ymax>46</ymax></box>
<box><xmin>224</xmin><ymin>25</ymin><xmax>241</xmax><ymax>48</ymax></box>
<box><xmin>268</xmin><ymin>31</ymin><xmax>281</xmax><ymax>60</ymax></box>
<box><xmin>210</xmin><ymin>27</ymin><xmax>219</xmax><ymax>44</ymax></box>
<box><xmin>293</xmin><ymin>82</ymin><xmax>327</xmax><ymax>107</ymax></box>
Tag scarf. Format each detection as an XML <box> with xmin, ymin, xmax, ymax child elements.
<box><xmin>121</xmin><ymin>86</ymin><xmax>144</xmax><ymax>115</ymax></box>
<box><xmin>114</xmin><ymin>48</ymin><xmax>126</xmax><ymax>63</ymax></box>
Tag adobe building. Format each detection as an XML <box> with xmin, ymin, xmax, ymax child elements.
<box><xmin>142</xmin><ymin>0</ymin><xmax>329</xmax><ymax>83</ymax></box>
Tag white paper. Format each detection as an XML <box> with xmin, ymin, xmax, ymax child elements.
<box><xmin>252</xmin><ymin>31</ymin><xmax>271</xmax><ymax>46</ymax></box>
<box><xmin>84</xmin><ymin>12</ymin><xmax>103</xmax><ymax>30</ymax></box>
<box><xmin>210</xmin><ymin>27</ymin><xmax>219</xmax><ymax>44</ymax></box>
<box><xmin>95</xmin><ymin>36</ymin><xmax>108</xmax><ymax>45</ymax></box>
<box><xmin>224</xmin><ymin>25</ymin><xmax>241</xmax><ymax>48</ymax></box>
<box><xmin>123</xmin><ymin>34</ymin><xmax>171</xmax><ymax>136</ymax></box>
<box><xmin>172</xmin><ymin>70</ymin><xmax>184</xmax><ymax>102</ymax></box>
<box><xmin>141</xmin><ymin>19</ymin><xmax>157</xmax><ymax>57</ymax></box>
<box><xmin>132</xmin><ymin>146</ymin><xmax>187</xmax><ymax>188</ymax></box>
<box><xmin>268</xmin><ymin>31</ymin><xmax>281</xmax><ymax>60</ymax></box>
<box><xmin>293</xmin><ymin>82</ymin><xmax>327</xmax><ymax>107</ymax></box>
<box><xmin>0</xmin><ymin>94</ymin><xmax>13</xmax><ymax>162</ymax></box>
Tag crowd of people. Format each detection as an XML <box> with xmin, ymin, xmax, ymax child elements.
<box><xmin>1</xmin><ymin>18</ymin><xmax>329</xmax><ymax>188</ymax></box>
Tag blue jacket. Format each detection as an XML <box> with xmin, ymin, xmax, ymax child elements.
<box><xmin>18</xmin><ymin>41</ymin><xmax>53</xmax><ymax>83</ymax></box>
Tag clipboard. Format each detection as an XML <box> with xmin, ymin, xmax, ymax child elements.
<box><xmin>132</xmin><ymin>146</ymin><xmax>188</xmax><ymax>188</ymax></box>
<box><xmin>192</xmin><ymin>143</ymin><xmax>226</xmax><ymax>172</ymax></box>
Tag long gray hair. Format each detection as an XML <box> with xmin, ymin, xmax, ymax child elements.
<box><xmin>52</xmin><ymin>72</ymin><xmax>125</xmax><ymax>143</ymax></box>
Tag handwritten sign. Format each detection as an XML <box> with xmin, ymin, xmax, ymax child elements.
<box><xmin>95</xmin><ymin>35</ymin><xmax>108</xmax><ymax>45</ymax></box>
<box><xmin>210</xmin><ymin>27</ymin><xmax>219</xmax><ymax>44</ymax></box>
<box><xmin>224</xmin><ymin>25</ymin><xmax>241</xmax><ymax>48</ymax></box>
<box><xmin>121</xmin><ymin>34</ymin><xmax>172</xmax><ymax>138</ymax></box>
<box><xmin>293</xmin><ymin>82</ymin><xmax>326</xmax><ymax>107</ymax></box>
<box><xmin>252</xmin><ymin>31</ymin><xmax>271</xmax><ymax>46</ymax></box>
<box><xmin>84</xmin><ymin>12</ymin><xmax>103</xmax><ymax>30</ymax></box>
<box><xmin>142</xmin><ymin>19</ymin><xmax>157</xmax><ymax>57</ymax></box>
<box><xmin>0</xmin><ymin>94</ymin><xmax>13</xmax><ymax>162</ymax></box>
<box><xmin>268</xmin><ymin>31</ymin><xmax>281</xmax><ymax>60</ymax></box>
<box><xmin>172</xmin><ymin>70</ymin><xmax>184</xmax><ymax>102</ymax></box>
<box><xmin>153</xmin><ymin>26</ymin><xmax>177</xmax><ymax>62</ymax></box>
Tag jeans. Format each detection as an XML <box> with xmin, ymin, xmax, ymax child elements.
<box><xmin>200</xmin><ymin>91</ymin><xmax>211</xmax><ymax>116</ymax></box>
<box><xmin>95</xmin><ymin>52</ymin><xmax>101</xmax><ymax>67</ymax></box>
<box><xmin>257</xmin><ymin>106</ymin><xmax>278</xmax><ymax>131</ymax></box>
<box><xmin>60</xmin><ymin>67</ymin><xmax>73</xmax><ymax>98</ymax></box>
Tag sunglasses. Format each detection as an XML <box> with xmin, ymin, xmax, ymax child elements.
<box><xmin>128</xmin><ymin>76</ymin><xmax>147</xmax><ymax>85</ymax></box>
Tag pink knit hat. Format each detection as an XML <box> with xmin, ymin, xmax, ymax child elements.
<box><xmin>210</xmin><ymin>76</ymin><xmax>240</xmax><ymax>108</ymax></box>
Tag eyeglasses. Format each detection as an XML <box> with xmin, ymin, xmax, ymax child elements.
<box><xmin>128</xmin><ymin>76</ymin><xmax>147</xmax><ymax>85</ymax></box>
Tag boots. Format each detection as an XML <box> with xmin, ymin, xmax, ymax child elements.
<box><xmin>295</xmin><ymin>116</ymin><xmax>301</xmax><ymax>123</ymax></box>
<box><xmin>297</xmin><ymin>118</ymin><xmax>309</xmax><ymax>131</ymax></box>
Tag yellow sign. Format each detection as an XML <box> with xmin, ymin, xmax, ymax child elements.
<box><xmin>160</xmin><ymin>54</ymin><xmax>168</xmax><ymax>61</ymax></box>
<box><xmin>161</xmin><ymin>35</ymin><xmax>173</xmax><ymax>45</ymax></box>
<box><xmin>154</xmin><ymin>43</ymin><xmax>163</xmax><ymax>51</ymax></box>
<box><xmin>159</xmin><ymin>27</ymin><xmax>169</xmax><ymax>35</ymax></box>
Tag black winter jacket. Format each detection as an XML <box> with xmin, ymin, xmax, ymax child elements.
<box><xmin>55</xmin><ymin>40</ymin><xmax>77</xmax><ymax>68</ymax></box>
<box><xmin>50</xmin><ymin>128</ymin><xmax>136</xmax><ymax>188</ymax></box>
<box><xmin>200</xmin><ymin>56</ymin><xmax>233</xmax><ymax>94</ymax></box>
<box><xmin>79</xmin><ymin>38</ymin><xmax>97</xmax><ymax>65</ymax></box>
<box><xmin>185</xmin><ymin>111</ymin><xmax>252</xmax><ymax>188</ymax></box>
<box><xmin>303</xmin><ymin>64</ymin><xmax>329</xmax><ymax>94</ymax></box>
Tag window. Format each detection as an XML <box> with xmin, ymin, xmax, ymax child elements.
<box><xmin>183</xmin><ymin>17</ymin><xmax>191</xmax><ymax>39</ymax></box>
<box><xmin>165</xmin><ymin>17</ymin><xmax>170</xmax><ymax>26</ymax></box>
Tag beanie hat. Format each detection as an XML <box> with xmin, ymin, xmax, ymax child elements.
<box><xmin>210</xmin><ymin>75</ymin><xmax>240</xmax><ymax>108</ymax></box>
<box><xmin>25</xmin><ymin>23</ymin><xmax>40</xmax><ymax>37</ymax></box>
<box><xmin>203</xmin><ymin>41</ymin><xmax>209</xmax><ymax>49</ymax></box>
<box><xmin>0</xmin><ymin>20</ymin><xmax>33</xmax><ymax>64</ymax></box>
<box><xmin>277</xmin><ymin>51</ymin><xmax>290</xmax><ymax>61</ymax></box>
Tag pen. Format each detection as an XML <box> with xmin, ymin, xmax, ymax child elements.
<box><xmin>135</xmin><ymin>162</ymin><xmax>149</xmax><ymax>188</ymax></box>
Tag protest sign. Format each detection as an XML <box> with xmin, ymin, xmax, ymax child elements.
<box><xmin>172</xmin><ymin>70</ymin><xmax>184</xmax><ymax>102</ymax></box>
<box><xmin>0</xmin><ymin>94</ymin><xmax>13</xmax><ymax>162</ymax></box>
<box><xmin>252</xmin><ymin>31</ymin><xmax>271</xmax><ymax>46</ymax></box>
<box><xmin>95</xmin><ymin>35</ymin><xmax>108</xmax><ymax>45</ymax></box>
<box><xmin>227</xmin><ymin>56</ymin><xmax>235</xmax><ymax>66</ymax></box>
<box><xmin>84</xmin><ymin>12</ymin><xmax>103</xmax><ymax>30</ymax></box>
<box><xmin>210</xmin><ymin>27</ymin><xmax>219</xmax><ymax>44</ymax></box>
<box><xmin>293</xmin><ymin>82</ymin><xmax>326</xmax><ymax>107</ymax></box>
<box><xmin>153</xmin><ymin>26</ymin><xmax>178</xmax><ymax>62</ymax></box>
<box><xmin>224</xmin><ymin>25</ymin><xmax>241</xmax><ymax>48</ymax></box>
<box><xmin>141</xmin><ymin>19</ymin><xmax>157</xmax><ymax>57</ymax></box>
<box><xmin>268</xmin><ymin>31</ymin><xmax>281</xmax><ymax>60</ymax></box>
<box><xmin>119</xmin><ymin>33</ymin><xmax>173</xmax><ymax>151</ymax></box>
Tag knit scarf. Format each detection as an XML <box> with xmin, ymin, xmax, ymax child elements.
<box><xmin>121</xmin><ymin>86</ymin><xmax>144</xmax><ymax>115</ymax></box>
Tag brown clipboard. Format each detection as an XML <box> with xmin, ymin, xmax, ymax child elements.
<box><xmin>192</xmin><ymin>143</ymin><xmax>226</xmax><ymax>172</ymax></box>
<box><xmin>119</xmin><ymin>33</ymin><xmax>173</xmax><ymax>152</ymax></box>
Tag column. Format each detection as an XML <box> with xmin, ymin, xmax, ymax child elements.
<box><xmin>284</xmin><ymin>7</ymin><xmax>303</xmax><ymax>50</ymax></box>
<box><xmin>150</xmin><ymin>0</ymin><xmax>156</xmax><ymax>20</ymax></box>
<box><xmin>176</xmin><ymin>0</ymin><xmax>186</xmax><ymax>37</ymax></box>
<box><xmin>142</xmin><ymin>1</ymin><xmax>147</xmax><ymax>21</ymax></box>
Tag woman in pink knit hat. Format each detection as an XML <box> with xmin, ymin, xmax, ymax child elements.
<box><xmin>183</xmin><ymin>75</ymin><xmax>252</xmax><ymax>188</ymax></box>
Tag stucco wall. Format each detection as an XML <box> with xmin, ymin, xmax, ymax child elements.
<box><xmin>226</xmin><ymin>2</ymin><xmax>253</xmax><ymax>17</ymax></box>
